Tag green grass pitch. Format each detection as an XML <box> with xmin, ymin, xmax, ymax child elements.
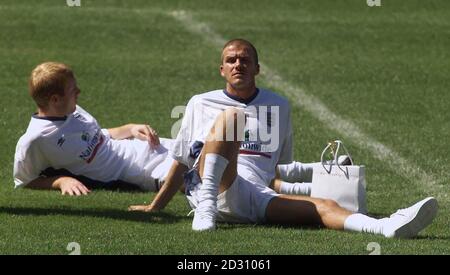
<box><xmin>0</xmin><ymin>0</ymin><xmax>449</xmax><ymax>254</ymax></box>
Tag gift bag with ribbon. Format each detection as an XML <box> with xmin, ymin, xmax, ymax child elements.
<box><xmin>311</xmin><ymin>140</ymin><xmax>367</xmax><ymax>214</ymax></box>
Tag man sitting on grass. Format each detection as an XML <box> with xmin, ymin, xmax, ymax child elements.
<box><xmin>130</xmin><ymin>38</ymin><xmax>439</xmax><ymax>238</ymax></box>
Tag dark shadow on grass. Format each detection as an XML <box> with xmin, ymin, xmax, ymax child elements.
<box><xmin>39</xmin><ymin>167</ymin><xmax>149</xmax><ymax>193</ymax></box>
<box><xmin>258</xmin><ymin>223</ymin><xmax>322</xmax><ymax>231</ymax></box>
<box><xmin>216</xmin><ymin>223</ymin><xmax>450</xmax><ymax>240</ymax></box>
<box><xmin>217</xmin><ymin>222</ymin><xmax>450</xmax><ymax>241</ymax></box>
<box><xmin>0</xmin><ymin>206</ymin><xmax>190</xmax><ymax>224</ymax></box>
<box><xmin>215</xmin><ymin>222</ymin><xmax>320</xmax><ymax>231</ymax></box>
<box><xmin>217</xmin><ymin>223</ymin><xmax>260</xmax><ymax>230</ymax></box>
<box><xmin>366</xmin><ymin>212</ymin><xmax>389</xmax><ymax>219</ymax></box>
<box><xmin>413</xmin><ymin>235</ymin><xmax>450</xmax><ymax>241</ymax></box>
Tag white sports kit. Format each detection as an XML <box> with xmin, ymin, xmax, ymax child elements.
<box><xmin>14</xmin><ymin>105</ymin><xmax>172</xmax><ymax>191</ymax></box>
<box><xmin>171</xmin><ymin>89</ymin><xmax>293</xmax><ymax>223</ymax></box>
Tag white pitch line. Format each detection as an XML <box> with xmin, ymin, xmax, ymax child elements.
<box><xmin>168</xmin><ymin>10</ymin><xmax>447</xmax><ymax>202</ymax></box>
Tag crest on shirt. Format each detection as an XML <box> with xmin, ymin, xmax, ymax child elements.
<box><xmin>81</xmin><ymin>131</ymin><xmax>91</xmax><ymax>143</ymax></box>
<box><xmin>244</xmin><ymin>130</ymin><xmax>250</xmax><ymax>142</ymax></box>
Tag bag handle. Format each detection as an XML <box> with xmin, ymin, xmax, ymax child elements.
<box><xmin>320</xmin><ymin>140</ymin><xmax>354</xmax><ymax>174</ymax></box>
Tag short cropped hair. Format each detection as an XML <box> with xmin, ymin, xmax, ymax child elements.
<box><xmin>29</xmin><ymin>62</ymin><xmax>74</xmax><ymax>108</ymax></box>
<box><xmin>221</xmin><ymin>39</ymin><xmax>259</xmax><ymax>65</ymax></box>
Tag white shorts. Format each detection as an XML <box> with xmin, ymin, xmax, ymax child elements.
<box><xmin>150</xmin><ymin>138</ymin><xmax>175</xmax><ymax>184</ymax></box>
<box><xmin>185</xmin><ymin>170</ymin><xmax>279</xmax><ymax>224</ymax></box>
<box><xmin>122</xmin><ymin>138</ymin><xmax>175</xmax><ymax>192</ymax></box>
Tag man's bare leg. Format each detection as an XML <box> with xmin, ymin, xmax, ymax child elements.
<box><xmin>266</xmin><ymin>195</ymin><xmax>351</xmax><ymax>230</ymax></box>
<box><xmin>192</xmin><ymin>108</ymin><xmax>244</xmax><ymax>231</ymax></box>
<box><xmin>266</xmin><ymin>195</ymin><xmax>438</xmax><ymax>238</ymax></box>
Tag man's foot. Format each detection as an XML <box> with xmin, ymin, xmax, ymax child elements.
<box><xmin>192</xmin><ymin>200</ymin><xmax>217</xmax><ymax>231</ymax></box>
<box><xmin>383</xmin><ymin>197</ymin><xmax>438</xmax><ymax>238</ymax></box>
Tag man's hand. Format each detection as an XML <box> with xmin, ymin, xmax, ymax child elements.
<box><xmin>128</xmin><ymin>204</ymin><xmax>155</xmax><ymax>212</ymax></box>
<box><xmin>108</xmin><ymin>124</ymin><xmax>160</xmax><ymax>149</ymax></box>
<box><xmin>128</xmin><ymin>160</ymin><xmax>187</xmax><ymax>213</ymax></box>
<box><xmin>56</xmin><ymin>177</ymin><xmax>91</xmax><ymax>196</ymax></box>
<box><xmin>130</xmin><ymin>124</ymin><xmax>160</xmax><ymax>148</ymax></box>
<box><xmin>27</xmin><ymin>175</ymin><xmax>90</xmax><ymax>196</ymax></box>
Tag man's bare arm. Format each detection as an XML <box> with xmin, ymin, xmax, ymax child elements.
<box><xmin>129</xmin><ymin>160</ymin><xmax>187</xmax><ymax>212</ymax></box>
<box><xmin>108</xmin><ymin>124</ymin><xmax>160</xmax><ymax>147</ymax></box>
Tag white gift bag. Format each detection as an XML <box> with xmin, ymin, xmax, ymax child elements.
<box><xmin>311</xmin><ymin>140</ymin><xmax>367</xmax><ymax>214</ymax></box>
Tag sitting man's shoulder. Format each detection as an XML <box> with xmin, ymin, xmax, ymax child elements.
<box><xmin>257</xmin><ymin>88</ymin><xmax>290</xmax><ymax>106</ymax></box>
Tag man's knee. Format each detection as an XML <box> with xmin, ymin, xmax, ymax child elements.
<box><xmin>316</xmin><ymin>198</ymin><xmax>341</xmax><ymax>215</ymax></box>
<box><xmin>222</xmin><ymin>108</ymin><xmax>245</xmax><ymax>130</ymax></box>
<box><xmin>223</xmin><ymin>107</ymin><xmax>244</xmax><ymax>120</ymax></box>
<box><xmin>209</xmin><ymin>108</ymin><xmax>245</xmax><ymax>142</ymax></box>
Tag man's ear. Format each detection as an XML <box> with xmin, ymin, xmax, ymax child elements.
<box><xmin>255</xmin><ymin>64</ymin><xmax>260</xmax><ymax>76</ymax></box>
<box><xmin>220</xmin><ymin>65</ymin><xmax>225</xmax><ymax>77</ymax></box>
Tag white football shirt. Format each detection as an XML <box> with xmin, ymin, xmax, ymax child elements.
<box><xmin>13</xmin><ymin>105</ymin><xmax>169</xmax><ymax>188</ymax></box>
<box><xmin>171</xmin><ymin>88</ymin><xmax>293</xmax><ymax>186</ymax></box>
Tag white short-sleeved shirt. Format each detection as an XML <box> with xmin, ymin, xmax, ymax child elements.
<box><xmin>171</xmin><ymin>89</ymin><xmax>293</xmax><ymax>187</ymax></box>
<box><xmin>13</xmin><ymin>105</ymin><xmax>169</xmax><ymax>188</ymax></box>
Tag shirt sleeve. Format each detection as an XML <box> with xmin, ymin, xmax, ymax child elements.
<box><xmin>277</xmin><ymin>103</ymin><xmax>293</xmax><ymax>165</ymax></box>
<box><xmin>13</xmin><ymin>138</ymin><xmax>48</xmax><ymax>188</ymax></box>
<box><xmin>101</xmin><ymin>128</ymin><xmax>111</xmax><ymax>139</ymax></box>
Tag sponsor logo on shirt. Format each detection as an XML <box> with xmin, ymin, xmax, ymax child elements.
<box><xmin>239</xmin><ymin>147</ymin><xmax>272</xmax><ymax>158</ymax></box>
<box><xmin>81</xmin><ymin>131</ymin><xmax>91</xmax><ymax>143</ymax></box>
<box><xmin>79</xmin><ymin>130</ymin><xmax>104</xmax><ymax>163</ymax></box>
<box><xmin>241</xmin><ymin>142</ymin><xmax>261</xmax><ymax>151</ymax></box>
<box><xmin>239</xmin><ymin>127</ymin><xmax>273</xmax><ymax>158</ymax></box>
<box><xmin>240</xmin><ymin>140</ymin><xmax>272</xmax><ymax>159</ymax></box>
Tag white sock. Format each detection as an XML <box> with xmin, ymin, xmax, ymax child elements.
<box><xmin>279</xmin><ymin>181</ymin><xmax>312</xmax><ymax>196</ymax></box>
<box><xmin>278</xmin><ymin>162</ymin><xmax>316</xmax><ymax>182</ymax></box>
<box><xmin>344</xmin><ymin>214</ymin><xmax>388</xmax><ymax>236</ymax></box>
<box><xmin>197</xmin><ymin>153</ymin><xmax>229</xmax><ymax>209</ymax></box>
